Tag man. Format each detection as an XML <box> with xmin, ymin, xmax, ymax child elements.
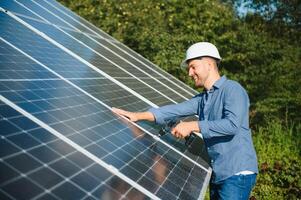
<box><xmin>112</xmin><ymin>42</ymin><xmax>258</xmax><ymax>200</ymax></box>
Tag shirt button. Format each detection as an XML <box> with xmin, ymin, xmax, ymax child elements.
<box><xmin>211</xmin><ymin>160</ymin><xmax>214</xmax><ymax>163</ymax></box>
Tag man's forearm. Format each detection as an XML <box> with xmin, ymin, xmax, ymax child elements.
<box><xmin>111</xmin><ymin>108</ymin><xmax>155</xmax><ymax>122</ymax></box>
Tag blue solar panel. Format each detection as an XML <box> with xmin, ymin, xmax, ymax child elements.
<box><xmin>0</xmin><ymin>1</ymin><xmax>211</xmax><ymax>199</ymax></box>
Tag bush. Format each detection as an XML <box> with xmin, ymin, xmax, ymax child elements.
<box><xmin>251</xmin><ymin>121</ymin><xmax>301</xmax><ymax>199</ymax></box>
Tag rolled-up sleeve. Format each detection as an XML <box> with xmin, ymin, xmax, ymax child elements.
<box><xmin>200</xmin><ymin>82</ymin><xmax>249</xmax><ymax>139</ymax></box>
<box><xmin>148</xmin><ymin>97</ymin><xmax>200</xmax><ymax>125</ymax></box>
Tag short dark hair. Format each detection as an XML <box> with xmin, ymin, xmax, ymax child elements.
<box><xmin>188</xmin><ymin>56</ymin><xmax>220</xmax><ymax>68</ymax></box>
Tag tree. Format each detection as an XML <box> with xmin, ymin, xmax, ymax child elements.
<box><xmin>229</xmin><ymin>0</ymin><xmax>301</xmax><ymax>42</ymax></box>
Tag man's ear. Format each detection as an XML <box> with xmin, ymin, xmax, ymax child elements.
<box><xmin>206</xmin><ymin>60</ymin><xmax>213</xmax><ymax>71</ymax></box>
<box><xmin>207</xmin><ymin>58</ymin><xmax>218</xmax><ymax>71</ymax></box>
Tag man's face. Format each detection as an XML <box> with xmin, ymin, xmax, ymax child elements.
<box><xmin>187</xmin><ymin>59</ymin><xmax>210</xmax><ymax>87</ymax></box>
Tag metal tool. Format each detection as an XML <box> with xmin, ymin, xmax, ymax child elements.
<box><xmin>158</xmin><ymin>118</ymin><xmax>203</xmax><ymax>147</ymax></box>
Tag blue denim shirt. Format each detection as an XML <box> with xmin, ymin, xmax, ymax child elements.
<box><xmin>149</xmin><ymin>76</ymin><xmax>258</xmax><ymax>183</ymax></box>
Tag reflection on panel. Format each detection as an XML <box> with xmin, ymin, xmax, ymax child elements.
<box><xmin>92</xmin><ymin>36</ymin><xmax>197</xmax><ymax>99</ymax></box>
<box><xmin>0</xmin><ymin>12</ymin><xmax>104</xmax><ymax>79</ymax></box>
<box><xmin>16</xmin><ymin>13</ymin><xmax>187</xmax><ymax>105</ymax></box>
<box><xmin>42</xmin><ymin>0</ymin><xmax>198</xmax><ymax>98</ymax></box>
<box><xmin>16</xmin><ymin>0</ymin><xmax>75</xmax><ymax>30</ymax></box>
<box><xmin>40</xmin><ymin>0</ymin><xmax>114</xmax><ymax>40</ymax></box>
<box><xmin>0</xmin><ymin>0</ymin><xmax>43</xmax><ymax>21</ymax></box>
<box><xmin>115</xmin><ymin>42</ymin><xmax>199</xmax><ymax>95</ymax></box>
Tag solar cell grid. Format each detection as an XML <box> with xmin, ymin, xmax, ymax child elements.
<box><xmin>69</xmin><ymin>78</ymin><xmax>148</xmax><ymax>111</ymax></box>
<box><xmin>0</xmin><ymin>101</ymin><xmax>151</xmax><ymax>200</ymax></box>
<box><xmin>1</xmin><ymin>11</ymin><xmax>167</xmax><ymax>109</ymax></box>
<box><xmin>0</xmin><ymin>40</ymin><xmax>58</xmax><ymax>80</ymax></box>
<box><xmin>28</xmin><ymin>0</ymin><xmax>199</xmax><ymax>98</ymax></box>
<box><xmin>5</xmin><ymin>0</ymin><xmax>197</xmax><ymax>103</ymax></box>
<box><xmin>114</xmin><ymin>78</ymin><xmax>172</xmax><ymax>106</ymax></box>
<box><xmin>0</xmin><ymin>14</ymin><xmax>104</xmax><ymax>79</ymax></box>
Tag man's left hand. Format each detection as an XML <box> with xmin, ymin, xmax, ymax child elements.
<box><xmin>171</xmin><ymin>121</ymin><xmax>199</xmax><ymax>139</ymax></box>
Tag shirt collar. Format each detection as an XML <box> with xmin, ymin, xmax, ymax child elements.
<box><xmin>213</xmin><ymin>75</ymin><xmax>227</xmax><ymax>89</ymax></box>
<box><xmin>205</xmin><ymin>75</ymin><xmax>227</xmax><ymax>93</ymax></box>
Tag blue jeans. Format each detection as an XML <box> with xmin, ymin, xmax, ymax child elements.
<box><xmin>210</xmin><ymin>174</ymin><xmax>257</xmax><ymax>200</ymax></box>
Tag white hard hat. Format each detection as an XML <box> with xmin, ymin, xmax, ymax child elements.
<box><xmin>181</xmin><ymin>42</ymin><xmax>222</xmax><ymax>68</ymax></box>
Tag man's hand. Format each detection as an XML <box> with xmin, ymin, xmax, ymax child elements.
<box><xmin>111</xmin><ymin>107</ymin><xmax>139</xmax><ymax>122</ymax></box>
<box><xmin>171</xmin><ymin>121</ymin><xmax>200</xmax><ymax>139</ymax></box>
<box><xmin>111</xmin><ymin>107</ymin><xmax>155</xmax><ymax>122</ymax></box>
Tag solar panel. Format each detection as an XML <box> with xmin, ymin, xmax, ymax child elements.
<box><xmin>0</xmin><ymin>2</ymin><xmax>208</xmax><ymax>159</ymax></box>
<box><xmin>0</xmin><ymin>1</ymin><xmax>211</xmax><ymax>199</ymax></box>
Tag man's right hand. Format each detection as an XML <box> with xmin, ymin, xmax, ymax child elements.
<box><xmin>111</xmin><ymin>107</ymin><xmax>139</xmax><ymax>122</ymax></box>
<box><xmin>111</xmin><ymin>107</ymin><xmax>155</xmax><ymax>122</ymax></box>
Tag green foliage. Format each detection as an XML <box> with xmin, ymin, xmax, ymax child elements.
<box><xmin>58</xmin><ymin>0</ymin><xmax>301</xmax><ymax>198</ymax></box>
<box><xmin>251</xmin><ymin>121</ymin><xmax>301</xmax><ymax>199</ymax></box>
<box><xmin>231</xmin><ymin>0</ymin><xmax>301</xmax><ymax>42</ymax></box>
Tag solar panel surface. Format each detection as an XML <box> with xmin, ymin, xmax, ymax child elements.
<box><xmin>0</xmin><ymin>1</ymin><xmax>211</xmax><ymax>199</ymax></box>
